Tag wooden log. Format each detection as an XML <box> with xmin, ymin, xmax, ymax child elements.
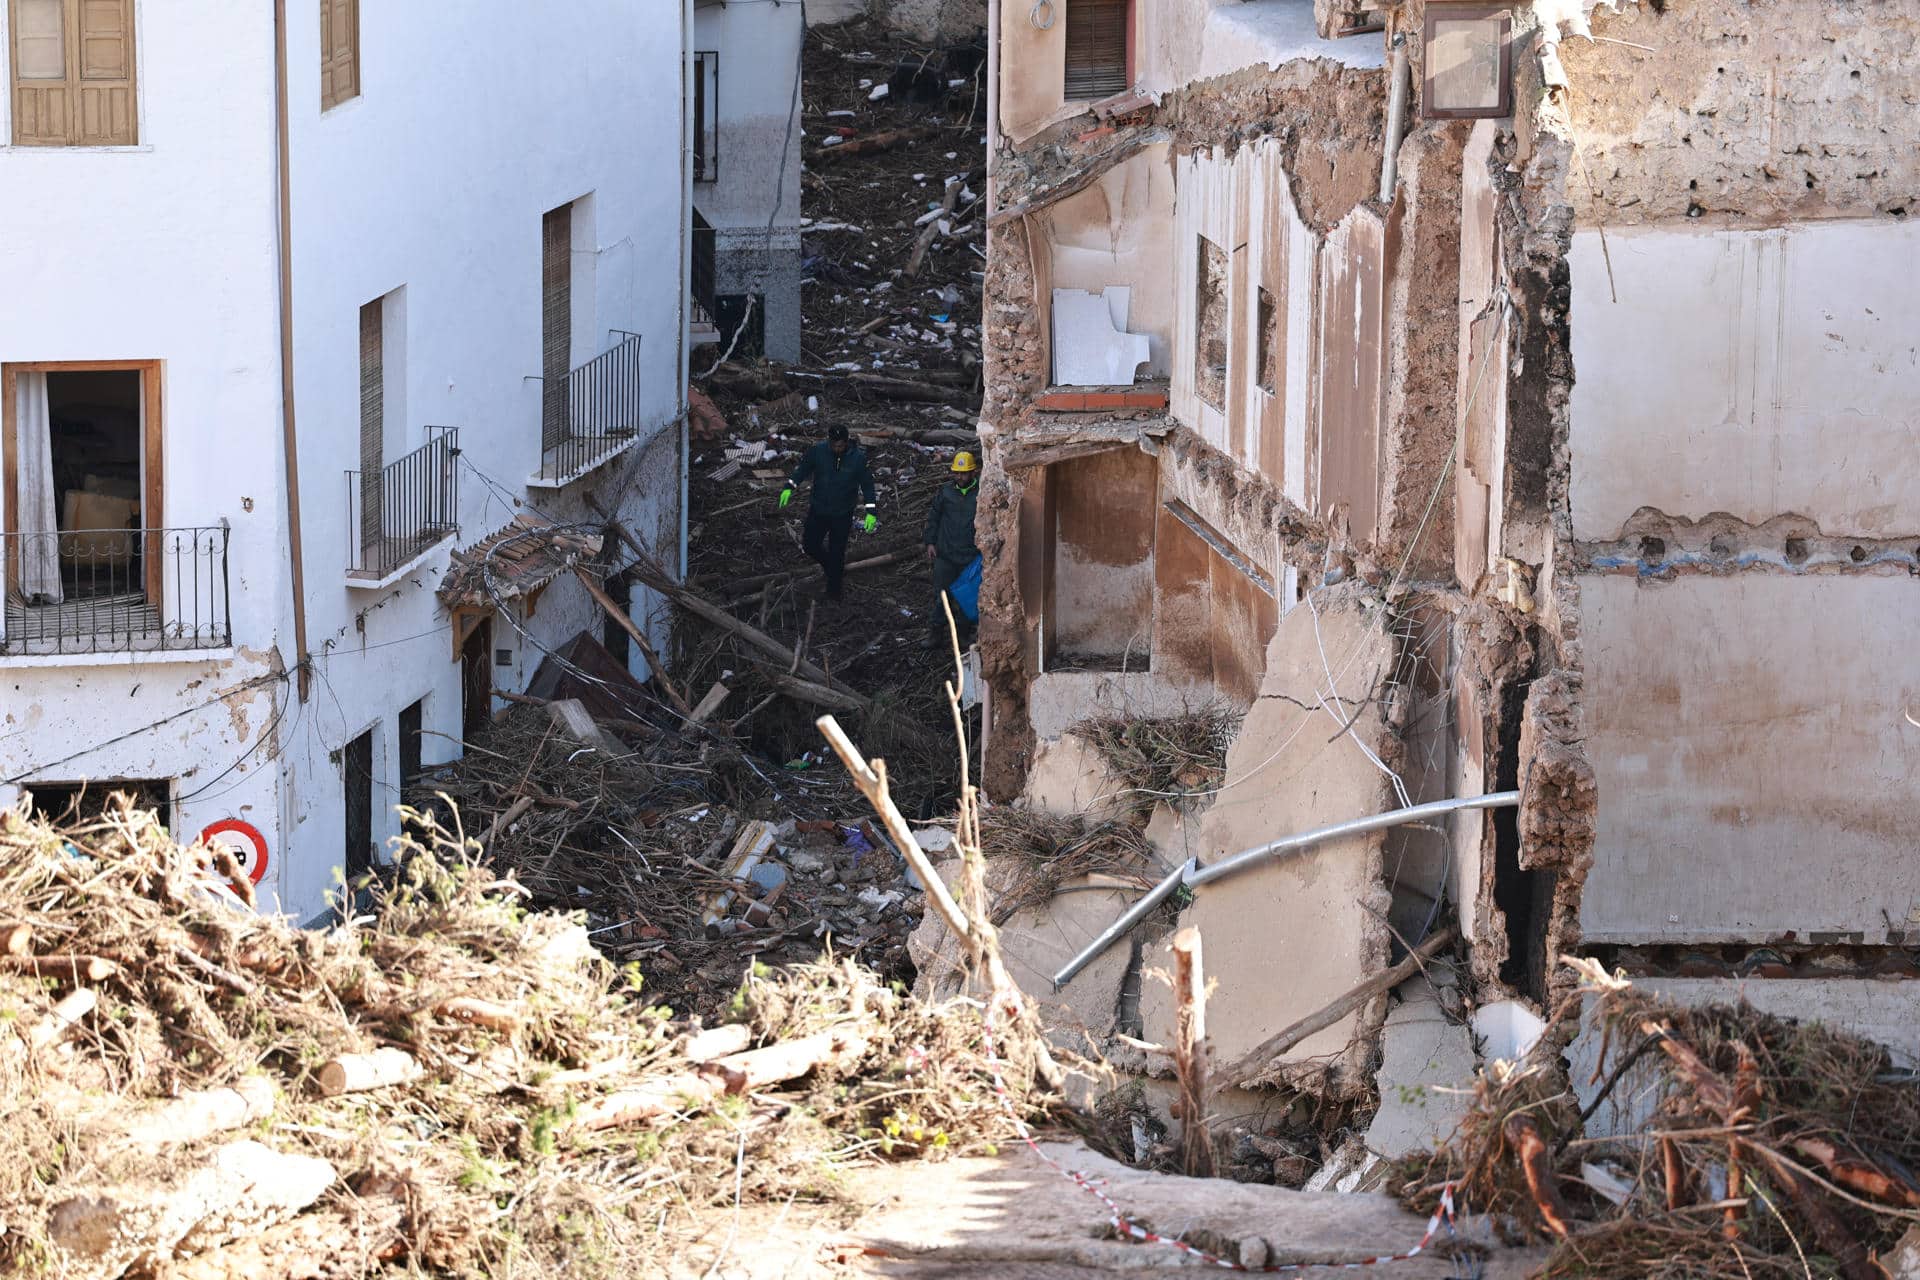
<box><xmin>766</xmin><ymin>672</ymin><xmax>867</xmax><ymax>714</ymax></box>
<box><xmin>1172</xmin><ymin>927</ymin><xmax>1214</xmax><ymax>1178</ymax></box>
<box><xmin>27</xmin><ymin>987</ymin><xmax>97</xmax><ymax>1051</ymax></box>
<box><xmin>726</xmin><ymin>548</ymin><xmax>916</xmax><ymax>605</ymax></box>
<box><xmin>906</xmin><ymin>178</ymin><xmax>962</xmax><ymax>278</ymax></box>
<box><xmin>318</xmin><ymin>1048</ymin><xmax>425</xmax><ymax>1097</ymax></box>
<box><xmin>436</xmin><ymin>996</ymin><xmax>520</xmax><ymax>1034</ymax></box>
<box><xmin>574</xmin><ymin>568</ymin><xmax>694</xmax><ymax>717</ymax></box>
<box><xmin>477</xmin><ymin>797</ymin><xmax>534</xmax><ymax>853</ymax></box>
<box><xmin>2</xmin><ymin>954</ymin><xmax>118</xmax><ymax>983</ymax></box>
<box><xmin>657</xmin><ymin>583</ymin><xmax>871</xmax><ymax>711</ymax></box>
<box><xmin>2</xmin><ymin>921</ymin><xmax>30</xmax><ymax>957</ymax></box>
<box><xmin>567</xmin><ymin>1028</ymin><xmax>869</xmax><ymax>1132</ymax></box>
<box><xmin>844</xmin><ymin>372</ymin><xmax>973</xmax><ymax>405</ymax></box>
<box><xmin>682</xmin><ymin>1023</ymin><xmax>753</xmax><ymax>1063</ymax></box>
<box><xmin>1222</xmin><ymin>927</ymin><xmax>1457</xmax><ymax>1089</ymax></box>
<box><xmin>815</xmin><ymin>715</ymin><xmax>968</xmax><ymax>941</ymax></box>
<box><xmin>806</xmin><ymin>125</ymin><xmax>938</xmax><ymax>164</ymax></box>
<box><xmin>110</xmin><ymin>1077</ymin><xmax>277</xmax><ymax>1151</ymax></box>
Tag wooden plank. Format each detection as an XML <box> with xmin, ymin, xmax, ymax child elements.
<box><xmin>572</xmin><ymin>567</ymin><xmax>693</xmax><ymax>717</ymax></box>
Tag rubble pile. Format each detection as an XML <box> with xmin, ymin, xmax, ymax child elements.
<box><xmin>1395</xmin><ymin>957</ymin><xmax>1920</xmax><ymax>1279</ymax></box>
<box><xmin>683</xmin><ymin>17</ymin><xmax>986</xmax><ymax>808</ymax></box>
<box><xmin>409</xmin><ymin>703</ymin><xmax>932</xmax><ymax>1021</ymax></box>
<box><xmin>0</xmin><ymin>799</ymin><xmax>1048</xmax><ymax>1279</ymax></box>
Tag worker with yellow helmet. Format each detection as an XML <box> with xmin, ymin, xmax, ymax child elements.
<box><xmin>922</xmin><ymin>450</ymin><xmax>982</xmax><ymax>647</ymax></box>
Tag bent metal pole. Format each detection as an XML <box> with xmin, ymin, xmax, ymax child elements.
<box><xmin>1050</xmin><ymin>792</ymin><xmax>1521</xmax><ymax>990</ymax></box>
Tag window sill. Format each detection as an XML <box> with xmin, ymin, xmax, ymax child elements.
<box><xmin>0</xmin><ymin>143</ymin><xmax>153</xmax><ymax>154</ymax></box>
<box><xmin>0</xmin><ymin>643</ymin><xmax>233</xmax><ymax>669</ymax></box>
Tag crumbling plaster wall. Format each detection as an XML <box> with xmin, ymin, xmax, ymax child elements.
<box><xmin>1562</xmin><ymin>0</ymin><xmax>1920</xmax><ymax>227</ymax></box>
<box><xmin>1042</xmin><ymin>146</ymin><xmax>1177</xmax><ymax>376</ymax></box>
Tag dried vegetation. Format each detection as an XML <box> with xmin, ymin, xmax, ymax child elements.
<box><xmin>0</xmin><ymin>797</ymin><xmax>1048</xmax><ymax>1279</ymax></box>
<box><xmin>1395</xmin><ymin>957</ymin><xmax>1920</xmax><ymax>1280</ymax></box>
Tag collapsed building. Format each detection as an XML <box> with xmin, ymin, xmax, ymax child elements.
<box><xmin>970</xmin><ymin>0</ymin><xmax>1920</xmax><ymax>1129</ymax></box>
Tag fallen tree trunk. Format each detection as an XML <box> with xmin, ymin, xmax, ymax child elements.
<box><xmin>1222</xmin><ymin>927</ymin><xmax>1458</xmax><ymax>1088</ymax></box>
<box><xmin>725</xmin><ymin>547</ymin><xmax>917</xmax><ymax>605</ymax></box>
<box><xmin>763</xmin><ymin>672</ymin><xmax>868</xmax><ymax>714</ymax></box>
<box><xmin>566</xmin><ymin>1027</ymin><xmax>870</xmax><ymax>1132</ymax></box>
<box><xmin>844</xmin><ymin>372</ymin><xmax>975</xmax><ymax>405</ymax></box>
<box><xmin>2</xmin><ymin>953</ymin><xmax>119</xmax><ymax>982</ymax></box>
<box><xmin>108</xmin><ymin>1077</ymin><xmax>278</xmax><ymax>1152</ymax></box>
<box><xmin>574</xmin><ymin>567</ymin><xmax>694</xmax><ymax>716</ymax></box>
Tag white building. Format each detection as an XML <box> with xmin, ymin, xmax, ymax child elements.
<box><xmin>0</xmin><ymin>0</ymin><xmax>692</xmax><ymax>921</ymax></box>
<box><xmin>691</xmin><ymin>0</ymin><xmax>804</xmax><ymax>362</ymax></box>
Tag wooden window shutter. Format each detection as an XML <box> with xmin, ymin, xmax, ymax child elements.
<box><xmin>541</xmin><ymin>205</ymin><xmax>573</xmax><ymax>451</ymax></box>
<box><xmin>73</xmin><ymin>0</ymin><xmax>133</xmax><ymax>143</ymax></box>
<box><xmin>359</xmin><ymin>300</ymin><xmax>384</xmax><ymax>551</ymax></box>
<box><xmin>1063</xmin><ymin>0</ymin><xmax>1128</xmax><ymax>101</ymax></box>
<box><xmin>10</xmin><ymin>0</ymin><xmax>134</xmax><ymax>145</ymax></box>
<box><xmin>320</xmin><ymin>0</ymin><xmax>359</xmax><ymax>111</ymax></box>
<box><xmin>10</xmin><ymin>0</ymin><xmax>70</xmax><ymax>144</ymax></box>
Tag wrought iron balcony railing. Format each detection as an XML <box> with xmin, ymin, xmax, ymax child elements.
<box><xmin>538</xmin><ymin>335</ymin><xmax>645</xmax><ymax>483</ymax></box>
<box><xmin>346</xmin><ymin>426</ymin><xmax>460</xmax><ymax>580</ymax></box>
<box><xmin>1</xmin><ymin>524</ymin><xmax>231</xmax><ymax>656</ymax></box>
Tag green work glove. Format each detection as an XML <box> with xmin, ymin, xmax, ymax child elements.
<box><xmin>862</xmin><ymin>512</ymin><xmax>877</xmax><ymax>534</ymax></box>
<box><xmin>778</xmin><ymin>486</ymin><xmax>793</xmax><ymax>509</ymax></box>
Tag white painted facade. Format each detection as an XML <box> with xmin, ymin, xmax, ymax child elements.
<box><xmin>693</xmin><ymin>0</ymin><xmax>803</xmax><ymax>362</ymax></box>
<box><xmin>0</xmin><ymin>2</ymin><xmax>691</xmax><ymax>922</ymax></box>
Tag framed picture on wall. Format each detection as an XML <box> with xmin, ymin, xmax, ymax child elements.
<box><xmin>1422</xmin><ymin>4</ymin><xmax>1514</xmax><ymax>119</ymax></box>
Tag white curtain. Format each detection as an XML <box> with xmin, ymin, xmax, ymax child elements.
<box><xmin>16</xmin><ymin>371</ymin><xmax>63</xmax><ymax>605</ymax></box>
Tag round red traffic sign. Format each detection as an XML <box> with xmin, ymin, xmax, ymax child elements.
<box><xmin>200</xmin><ymin>819</ymin><xmax>269</xmax><ymax>885</ymax></box>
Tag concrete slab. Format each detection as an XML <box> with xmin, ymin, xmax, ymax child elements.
<box><xmin>1138</xmin><ymin>588</ymin><xmax>1398</xmax><ymax>1090</ymax></box>
<box><xmin>1569</xmin><ymin>976</ymin><xmax>1920</xmax><ymax>1138</ymax></box>
<box><xmin>1019</xmin><ymin>732</ymin><xmax>1129</xmax><ymax>823</ymax></box>
<box><xmin>1027</xmin><ymin>670</ymin><xmax>1192</xmax><ymax>742</ymax></box>
<box><xmin>1580</xmin><ymin>573</ymin><xmax>1920</xmax><ymax>944</ymax></box>
<box><xmin>1365</xmin><ymin>986</ymin><xmax>1477</xmax><ymax>1158</ymax></box>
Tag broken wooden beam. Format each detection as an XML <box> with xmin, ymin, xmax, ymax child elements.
<box><xmin>987</xmin><ymin>129</ymin><xmax>1172</xmax><ymax>227</ymax></box>
<box><xmin>574</xmin><ymin>567</ymin><xmax>694</xmax><ymax>718</ymax></box>
<box><xmin>844</xmin><ymin>372</ymin><xmax>975</xmax><ymax>405</ymax></box>
<box><xmin>906</xmin><ymin>177</ymin><xmax>963</xmax><ymax>278</ymax></box>
<box><xmin>1221</xmin><ymin>927</ymin><xmax>1458</xmax><ymax>1089</ymax></box>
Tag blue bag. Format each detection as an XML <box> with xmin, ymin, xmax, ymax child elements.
<box><xmin>949</xmin><ymin>555</ymin><xmax>982</xmax><ymax>622</ymax></box>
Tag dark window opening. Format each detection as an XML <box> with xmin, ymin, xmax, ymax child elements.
<box><xmin>23</xmin><ymin>777</ymin><xmax>172</xmax><ymax>830</ymax></box>
<box><xmin>39</xmin><ymin>369</ymin><xmax>144</xmax><ymax>604</ymax></box>
<box><xmin>692</xmin><ymin>51</ymin><xmax>719</xmax><ymax>181</ymax></box>
<box><xmin>461</xmin><ymin>614</ymin><xmax>494</xmax><ymax>739</ymax></box>
<box><xmin>1064</xmin><ymin>0</ymin><xmax>1129</xmax><ymax>101</ymax></box>
<box><xmin>399</xmin><ymin>698</ymin><xmax>424</xmax><ymax>788</ymax></box>
<box><xmin>1256</xmin><ymin>286</ymin><xmax>1279</xmax><ymax>394</ymax></box>
<box><xmin>1492</xmin><ymin>674</ymin><xmax>1555</xmax><ymax>1000</ymax></box>
<box><xmin>714</xmin><ymin>293</ymin><xmax>766</xmax><ymax>358</ymax></box>
<box><xmin>601</xmin><ymin>571</ymin><xmax>632</xmax><ymax>667</ymax></box>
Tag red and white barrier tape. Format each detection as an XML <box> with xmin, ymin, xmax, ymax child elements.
<box><xmin>973</xmin><ymin>989</ymin><xmax>1460</xmax><ymax>1273</ymax></box>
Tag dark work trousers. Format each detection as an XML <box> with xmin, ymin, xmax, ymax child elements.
<box><xmin>931</xmin><ymin>554</ymin><xmax>977</xmax><ymax>645</ymax></box>
<box><xmin>803</xmin><ymin>510</ymin><xmax>854</xmax><ymax>597</ymax></box>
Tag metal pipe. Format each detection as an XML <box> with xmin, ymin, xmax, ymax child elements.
<box><xmin>1378</xmin><ymin>34</ymin><xmax>1410</xmax><ymax>204</ymax></box>
<box><xmin>1186</xmin><ymin>791</ymin><xmax>1519</xmax><ymax>886</ymax></box>
<box><xmin>1051</xmin><ymin>857</ymin><xmax>1193</xmax><ymax>989</ymax></box>
<box><xmin>1050</xmin><ymin>791</ymin><xmax>1520</xmax><ymax>989</ymax></box>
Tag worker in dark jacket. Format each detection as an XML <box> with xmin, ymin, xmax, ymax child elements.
<box><xmin>780</xmin><ymin>423</ymin><xmax>876</xmax><ymax>600</ymax></box>
<box><xmin>922</xmin><ymin>450</ymin><xmax>981</xmax><ymax>645</ymax></box>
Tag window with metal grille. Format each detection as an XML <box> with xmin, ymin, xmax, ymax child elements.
<box><xmin>8</xmin><ymin>0</ymin><xmax>136</xmax><ymax>145</ymax></box>
<box><xmin>1063</xmin><ymin>0</ymin><xmax>1128</xmax><ymax>102</ymax></box>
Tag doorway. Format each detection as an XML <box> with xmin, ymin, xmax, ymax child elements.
<box><xmin>343</xmin><ymin>727</ymin><xmax>374</xmax><ymax>882</ymax></box>
<box><xmin>461</xmin><ymin>614</ymin><xmax>494</xmax><ymax>740</ymax></box>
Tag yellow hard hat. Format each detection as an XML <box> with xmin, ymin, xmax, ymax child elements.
<box><xmin>950</xmin><ymin>451</ymin><xmax>979</xmax><ymax>474</ymax></box>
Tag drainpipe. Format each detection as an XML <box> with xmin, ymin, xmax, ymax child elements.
<box><xmin>677</xmin><ymin>0</ymin><xmax>695</xmax><ymax>586</ymax></box>
<box><xmin>273</xmin><ymin>0</ymin><xmax>312</xmax><ymax>702</ymax></box>
<box><xmin>1378</xmin><ymin>32</ymin><xmax>1410</xmax><ymax>205</ymax></box>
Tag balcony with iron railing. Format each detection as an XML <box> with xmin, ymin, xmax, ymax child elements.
<box><xmin>345</xmin><ymin>426</ymin><xmax>460</xmax><ymax>587</ymax></box>
<box><xmin>1</xmin><ymin>525</ymin><xmax>231</xmax><ymax>657</ymax></box>
<box><xmin>534</xmin><ymin>334</ymin><xmax>646</xmax><ymax>487</ymax></box>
